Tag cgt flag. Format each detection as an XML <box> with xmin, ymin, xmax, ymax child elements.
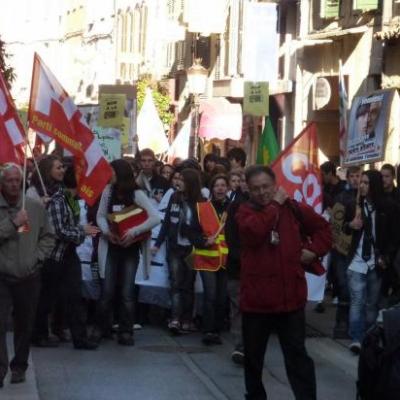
<box><xmin>0</xmin><ymin>72</ymin><xmax>25</xmax><ymax>164</ymax></box>
<box><xmin>28</xmin><ymin>53</ymin><xmax>112</xmax><ymax>205</ymax></box>
<box><xmin>271</xmin><ymin>122</ymin><xmax>322</xmax><ymax>214</ymax></box>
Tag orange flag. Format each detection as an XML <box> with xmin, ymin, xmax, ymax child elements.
<box><xmin>28</xmin><ymin>53</ymin><xmax>112</xmax><ymax>205</ymax></box>
<box><xmin>271</xmin><ymin>122</ymin><xmax>322</xmax><ymax>213</ymax></box>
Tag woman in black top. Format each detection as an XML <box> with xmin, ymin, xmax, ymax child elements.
<box><xmin>154</xmin><ymin>168</ymin><xmax>205</xmax><ymax>334</ymax></box>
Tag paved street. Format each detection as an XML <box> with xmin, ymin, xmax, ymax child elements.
<box><xmin>2</xmin><ymin>303</ymin><xmax>358</xmax><ymax>400</ymax></box>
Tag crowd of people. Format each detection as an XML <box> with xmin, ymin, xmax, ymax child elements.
<box><xmin>1</xmin><ymin>145</ymin><xmax>400</xmax><ymax>399</ymax></box>
<box><xmin>321</xmin><ymin>161</ymin><xmax>400</xmax><ymax>355</ymax></box>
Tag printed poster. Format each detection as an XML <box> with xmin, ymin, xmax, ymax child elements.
<box><xmin>243</xmin><ymin>82</ymin><xmax>269</xmax><ymax>116</ymax></box>
<box><xmin>98</xmin><ymin>94</ymin><xmax>126</xmax><ymax>128</ymax></box>
<box><xmin>344</xmin><ymin>90</ymin><xmax>394</xmax><ymax>166</ymax></box>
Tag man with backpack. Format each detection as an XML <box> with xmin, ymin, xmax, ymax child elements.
<box><xmin>236</xmin><ymin>165</ymin><xmax>332</xmax><ymax>400</ymax></box>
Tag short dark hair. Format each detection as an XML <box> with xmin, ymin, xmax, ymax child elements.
<box><xmin>346</xmin><ymin>165</ymin><xmax>361</xmax><ymax>178</ymax></box>
<box><xmin>227</xmin><ymin>147</ymin><xmax>246</xmax><ymax>167</ymax></box>
<box><xmin>245</xmin><ymin>165</ymin><xmax>275</xmax><ymax>184</ymax></box>
<box><xmin>381</xmin><ymin>163</ymin><xmax>395</xmax><ymax>177</ymax></box>
<box><xmin>216</xmin><ymin>157</ymin><xmax>231</xmax><ymax>172</ymax></box>
<box><xmin>139</xmin><ymin>148</ymin><xmax>155</xmax><ymax>159</ymax></box>
<box><xmin>320</xmin><ymin>161</ymin><xmax>337</xmax><ymax>176</ymax></box>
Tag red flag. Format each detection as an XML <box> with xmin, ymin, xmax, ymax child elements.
<box><xmin>0</xmin><ymin>72</ymin><xmax>25</xmax><ymax>164</ymax></box>
<box><xmin>28</xmin><ymin>53</ymin><xmax>112</xmax><ymax>205</ymax></box>
<box><xmin>271</xmin><ymin>123</ymin><xmax>322</xmax><ymax>214</ymax></box>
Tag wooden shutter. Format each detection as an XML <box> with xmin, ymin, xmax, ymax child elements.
<box><xmin>354</xmin><ymin>0</ymin><xmax>379</xmax><ymax>11</ymax></box>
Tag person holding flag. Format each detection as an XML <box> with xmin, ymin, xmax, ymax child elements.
<box><xmin>0</xmin><ymin>163</ymin><xmax>54</xmax><ymax>386</ymax></box>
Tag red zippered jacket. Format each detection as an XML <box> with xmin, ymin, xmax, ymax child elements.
<box><xmin>236</xmin><ymin>199</ymin><xmax>332</xmax><ymax>313</ymax></box>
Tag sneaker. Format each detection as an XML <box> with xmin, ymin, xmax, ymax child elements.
<box><xmin>349</xmin><ymin>342</ymin><xmax>361</xmax><ymax>355</ymax></box>
<box><xmin>168</xmin><ymin>320</ymin><xmax>181</xmax><ymax>335</ymax></box>
<box><xmin>314</xmin><ymin>302</ymin><xmax>325</xmax><ymax>313</ymax></box>
<box><xmin>118</xmin><ymin>333</ymin><xmax>135</xmax><ymax>346</ymax></box>
<box><xmin>181</xmin><ymin>321</ymin><xmax>198</xmax><ymax>333</ymax></box>
<box><xmin>133</xmin><ymin>323</ymin><xmax>143</xmax><ymax>330</ymax></box>
<box><xmin>332</xmin><ymin>297</ymin><xmax>339</xmax><ymax>305</ymax></box>
<box><xmin>231</xmin><ymin>349</ymin><xmax>245</xmax><ymax>365</ymax></box>
<box><xmin>10</xmin><ymin>370</ymin><xmax>25</xmax><ymax>384</ymax></box>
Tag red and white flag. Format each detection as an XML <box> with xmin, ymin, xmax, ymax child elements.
<box><xmin>0</xmin><ymin>72</ymin><xmax>25</xmax><ymax>164</ymax></box>
<box><xmin>271</xmin><ymin>122</ymin><xmax>322</xmax><ymax>214</ymax></box>
<box><xmin>28</xmin><ymin>53</ymin><xmax>112</xmax><ymax>205</ymax></box>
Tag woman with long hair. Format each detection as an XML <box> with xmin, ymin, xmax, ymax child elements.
<box><xmin>30</xmin><ymin>155</ymin><xmax>66</xmax><ymax>347</ymax></box>
<box><xmin>186</xmin><ymin>174</ymin><xmax>230</xmax><ymax>344</ymax></box>
<box><xmin>27</xmin><ymin>155</ymin><xmax>65</xmax><ymax>204</ymax></box>
<box><xmin>153</xmin><ymin>168</ymin><xmax>205</xmax><ymax>333</ymax></box>
<box><xmin>345</xmin><ymin>169</ymin><xmax>400</xmax><ymax>354</ymax></box>
<box><xmin>94</xmin><ymin>159</ymin><xmax>160</xmax><ymax>345</ymax></box>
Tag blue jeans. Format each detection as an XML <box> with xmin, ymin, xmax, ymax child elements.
<box><xmin>347</xmin><ymin>269</ymin><xmax>381</xmax><ymax>343</ymax></box>
<box><xmin>97</xmin><ymin>244</ymin><xmax>139</xmax><ymax>334</ymax></box>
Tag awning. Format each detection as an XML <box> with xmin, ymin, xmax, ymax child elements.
<box><xmin>304</xmin><ymin>25</ymin><xmax>368</xmax><ymax>41</ymax></box>
<box><xmin>199</xmin><ymin>98</ymin><xmax>242</xmax><ymax>141</ymax></box>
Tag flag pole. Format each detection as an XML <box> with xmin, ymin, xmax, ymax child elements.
<box><xmin>26</xmin><ymin>136</ymin><xmax>48</xmax><ymax>197</ymax></box>
<box><xmin>22</xmin><ymin>141</ymin><xmax>28</xmax><ymax>211</ymax></box>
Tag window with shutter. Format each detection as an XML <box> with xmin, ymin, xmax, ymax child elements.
<box><xmin>321</xmin><ymin>0</ymin><xmax>340</xmax><ymax>19</ymax></box>
<box><xmin>353</xmin><ymin>0</ymin><xmax>379</xmax><ymax>11</ymax></box>
<box><xmin>176</xmin><ymin>41</ymin><xmax>185</xmax><ymax>70</ymax></box>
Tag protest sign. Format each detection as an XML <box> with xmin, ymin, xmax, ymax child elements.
<box><xmin>344</xmin><ymin>90</ymin><xmax>394</xmax><ymax>166</ymax></box>
<box><xmin>243</xmin><ymin>82</ymin><xmax>269</xmax><ymax>116</ymax></box>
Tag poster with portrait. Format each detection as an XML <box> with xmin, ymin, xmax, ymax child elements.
<box><xmin>344</xmin><ymin>90</ymin><xmax>394</xmax><ymax>166</ymax></box>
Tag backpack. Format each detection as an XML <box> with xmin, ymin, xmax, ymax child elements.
<box><xmin>356</xmin><ymin>307</ymin><xmax>400</xmax><ymax>400</ymax></box>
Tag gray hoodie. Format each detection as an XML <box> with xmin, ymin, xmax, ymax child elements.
<box><xmin>0</xmin><ymin>193</ymin><xmax>55</xmax><ymax>279</ymax></box>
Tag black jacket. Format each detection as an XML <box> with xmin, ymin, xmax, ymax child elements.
<box><xmin>155</xmin><ymin>192</ymin><xmax>192</xmax><ymax>251</ymax></box>
<box><xmin>343</xmin><ymin>197</ymin><xmax>400</xmax><ymax>268</ymax></box>
<box><xmin>225</xmin><ymin>191</ymin><xmax>249</xmax><ymax>279</ymax></box>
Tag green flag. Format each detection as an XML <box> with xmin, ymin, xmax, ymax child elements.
<box><xmin>256</xmin><ymin>118</ymin><xmax>279</xmax><ymax>165</ymax></box>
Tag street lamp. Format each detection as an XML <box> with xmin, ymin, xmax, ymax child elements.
<box><xmin>186</xmin><ymin>58</ymin><xmax>208</xmax><ymax>160</ymax></box>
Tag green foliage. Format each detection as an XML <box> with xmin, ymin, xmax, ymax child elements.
<box><xmin>0</xmin><ymin>37</ymin><xmax>15</xmax><ymax>89</ymax></box>
<box><xmin>137</xmin><ymin>78</ymin><xmax>174</xmax><ymax>128</ymax></box>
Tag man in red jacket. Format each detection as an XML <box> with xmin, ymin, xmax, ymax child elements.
<box><xmin>236</xmin><ymin>165</ymin><xmax>332</xmax><ymax>400</ymax></box>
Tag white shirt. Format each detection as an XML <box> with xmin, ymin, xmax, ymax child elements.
<box><xmin>348</xmin><ymin>200</ymin><xmax>376</xmax><ymax>274</ymax></box>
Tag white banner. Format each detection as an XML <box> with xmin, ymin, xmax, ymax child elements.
<box><xmin>242</xmin><ymin>2</ymin><xmax>278</xmax><ymax>82</ymax></box>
